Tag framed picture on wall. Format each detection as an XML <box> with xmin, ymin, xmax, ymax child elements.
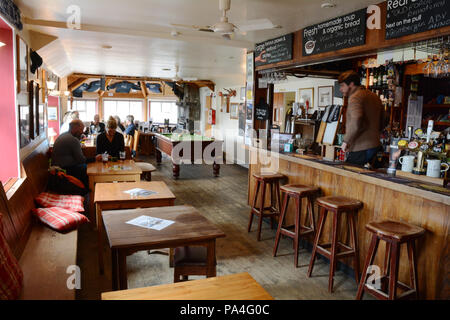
<box><xmin>230</xmin><ymin>103</ymin><xmax>239</xmax><ymax>119</ymax></box>
<box><xmin>318</xmin><ymin>86</ymin><xmax>333</xmax><ymax>107</ymax></box>
<box><xmin>16</xmin><ymin>36</ymin><xmax>29</xmax><ymax>93</ymax></box>
<box><xmin>19</xmin><ymin>105</ymin><xmax>31</xmax><ymax>148</ymax></box>
<box><xmin>28</xmin><ymin>81</ymin><xmax>35</xmax><ymax>140</ymax></box>
<box><xmin>298</xmin><ymin>88</ymin><xmax>314</xmax><ymax>110</ymax></box>
<box><xmin>34</xmin><ymin>83</ymin><xmax>41</xmax><ymax>136</ymax></box>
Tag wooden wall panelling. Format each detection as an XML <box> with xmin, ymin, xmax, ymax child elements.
<box><xmin>0</xmin><ymin>184</ymin><xmax>19</xmax><ymax>254</ymax></box>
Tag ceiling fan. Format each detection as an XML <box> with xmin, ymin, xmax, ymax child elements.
<box><xmin>170</xmin><ymin>0</ymin><xmax>281</xmax><ymax>40</ymax></box>
<box><xmin>171</xmin><ymin>66</ymin><xmax>198</xmax><ymax>82</ymax></box>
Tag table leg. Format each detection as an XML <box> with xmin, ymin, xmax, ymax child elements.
<box><xmin>118</xmin><ymin>251</ymin><xmax>128</xmax><ymax>290</ymax></box>
<box><xmin>156</xmin><ymin>149</ymin><xmax>162</xmax><ymax>164</ymax></box>
<box><xmin>172</xmin><ymin>163</ymin><xmax>180</xmax><ymax>178</ymax></box>
<box><xmin>96</xmin><ymin>203</ymin><xmax>105</xmax><ymax>275</ymax></box>
<box><xmin>213</xmin><ymin>162</ymin><xmax>220</xmax><ymax>177</ymax></box>
<box><xmin>111</xmin><ymin>249</ymin><xmax>118</xmax><ymax>291</ymax></box>
<box><xmin>206</xmin><ymin>240</ymin><xmax>216</xmax><ymax>278</ymax></box>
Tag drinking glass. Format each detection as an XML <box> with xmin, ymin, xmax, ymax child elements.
<box><xmin>102</xmin><ymin>153</ymin><xmax>109</xmax><ymax>164</ymax></box>
<box><xmin>119</xmin><ymin>151</ymin><xmax>126</xmax><ymax>162</ymax></box>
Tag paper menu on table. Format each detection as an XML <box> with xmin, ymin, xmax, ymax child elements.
<box><xmin>126</xmin><ymin>215</ymin><xmax>174</xmax><ymax>231</ymax></box>
<box><xmin>124</xmin><ymin>188</ymin><xmax>157</xmax><ymax>196</ymax></box>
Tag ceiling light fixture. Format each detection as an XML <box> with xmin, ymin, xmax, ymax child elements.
<box><xmin>321</xmin><ymin>2</ymin><xmax>336</xmax><ymax>9</ymax></box>
<box><xmin>47</xmin><ymin>80</ymin><xmax>57</xmax><ymax>90</ymax></box>
<box><xmin>0</xmin><ymin>41</ymin><xmax>5</xmax><ymax>47</ymax></box>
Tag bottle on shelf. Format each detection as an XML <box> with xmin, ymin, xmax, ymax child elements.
<box><xmin>369</xmin><ymin>68</ymin><xmax>374</xmax><ymax>88</ymax></box>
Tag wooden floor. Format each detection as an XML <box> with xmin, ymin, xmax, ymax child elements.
<box><xmin>76</xmin><ymin>155</ymin><xmax>367</xmax><ymax>300</ymax></box>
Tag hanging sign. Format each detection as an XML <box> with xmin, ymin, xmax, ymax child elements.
<box><xmin>302</xmin><ymin>8</ymin><xmax>367</xmax><ymax>56</ymax></box>
<box><xmin>385</xmin><ymin>0</ymin><xmax>450</xmax><ymax>40</ymax></box>
<box><xmin>254</xmin><ymin>33</ymin><xmax>294</xmax><ymax>67</ymax></box>
<box><xmin>0</xmin><ymin>0</ymin><xmax>23</xmax><ymax>30</ymax></box>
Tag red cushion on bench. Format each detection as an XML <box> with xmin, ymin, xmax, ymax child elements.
<box><xmin>32</xmin><ymin>207</ymin><xmax>89</xmax><ymax>233</ymax></box>
<box><xmin>35</xmin><ymin>192</ymin><xmax>85</xmax><ymax>212</ymax></box>
<box><xmin>0</xmin><ymin>214</ymin><xmax>23</xmax><ymax>300</ymax></box>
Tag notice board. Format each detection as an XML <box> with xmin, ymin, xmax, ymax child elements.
<box><xmin>302</xmin><ymin>8</ymin><xmax>367</xmax><ymax>56</ymax></box>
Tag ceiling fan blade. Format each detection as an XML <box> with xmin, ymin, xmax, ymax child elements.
<box><xmin>236</xmin><ymin>18</ymin><xmax>281</xmax><ymax>32</ymax></box>
<box><xmin>170</xmin><ymin>23</ymin><xmax>213</xmax><ymax>31</ymax></box>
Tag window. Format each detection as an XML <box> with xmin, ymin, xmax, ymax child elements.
<box><xmin>103</xmin><ymin>100</ymin><xmax>143</xmax><ymax>122</ymax></box>
<box><xmin>71</xmin><ymin>100</ymin><xmax>96</xmax><ymax>122</ymax></box>
<box><xmin>150</xmin><ymin>101</ymin><xmax>178</xmax><ymax>124</ymax></box>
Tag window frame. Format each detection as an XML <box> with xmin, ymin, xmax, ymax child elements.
<box><xmin>70</xmin><ymin>99</ymin><xmax>97</xmax><ymax>122</ymax></box>
<box><xmin>149</xmin><ymin>99</ymin><xmax>179</xmax><ymax>125</ymax></box>
<box><xmin>102</xmin><ymin>98</ymin><xmax>144</xmax><ymax>122</ymax></box>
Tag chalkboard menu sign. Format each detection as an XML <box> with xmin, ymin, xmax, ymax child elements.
<box><xmin>302</xmin><ymin>8</ymin><xmax>367</xmax><ymax>56</ymax></box>
<box><xmin>255</xmin><ymin>98</ymin><xmax>269</xmax><ymax>121</ymax></box>
<box><xmin>385</xmin><ymin>0</ymin><xmax>450</xmax><ymax>40</ymax></box>
<box><xmin>255</xmin><ymin>33</ymin><xmax>294</xmax><ymax>67</ymax></box>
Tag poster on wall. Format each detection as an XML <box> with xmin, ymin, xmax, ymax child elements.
<box><xmin>238</xmin><ymin>103</ymin><xmax>245</xmax><ymax>136</ymax></box>
<box><xmin>302</xmin><ymin>8</ymin><xmax>366</xmax><ymax>56</ymax></box>
<box><xmin>385</xmin><ymin>0</ymin><xmax>450</xmax><ymax>40</ymax></box>
<box><xmin>245</xmin><ymin>51</ymin><xmax>255</xmax><ymax>146</ymax></box>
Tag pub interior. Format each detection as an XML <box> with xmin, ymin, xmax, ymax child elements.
<box><xmin>0</xmin><ymin>0</ymin><xmax>449</xmax><ymax>304</ymax></box>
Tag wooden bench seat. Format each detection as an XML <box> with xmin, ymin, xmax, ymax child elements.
<box><xmin>19</xmin><ymin>223</ymin><xmax>78</xmax><ymax>300</ymax></box>
<box><xmin>1</xmin><ymin>140</ymin><xmax>80</xmax><ymax>300</ymax></box>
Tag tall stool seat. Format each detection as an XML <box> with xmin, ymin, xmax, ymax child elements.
<box><xmin>273</xmin><ymin>184</ymin><xmax>320</xmax><ymax>267</ymax></box>
<box><xmin>248</xmin><ymin>172</ymin><xmax>285</xmax><ymax>241</ymax></box>
<box><xmin>356</xmin><ymin>220</ymin><xmax>425</xmax><ymax>300</ymax></box>
<box><xmin>135</xmin><ymin>162</ymin><xmax>156</xmax><ymax>181</ymax></box>
<box><xmin>307</xmin><ymin>196</ymin><xmax>363</xmax><ymax>293</ymax></box>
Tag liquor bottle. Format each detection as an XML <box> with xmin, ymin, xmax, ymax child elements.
<box><xmin>373</xmin><ymin>68</ymin><xmax>378</xmax><ymax>88</ymax></box>
<box><xmin>369</xmin><ymin>69</ymin><xmax>374</xmax><ymax>88</ymax></box>
<box><xmin>361</xmin><ymin>68</ymin><xmax>367</xmax><ymax>87</ymax></box>
<box><xmin>382</xmin><ymin>66</ymin><xmax>388</xmax><ymax>87</ymax></box>
<box><xmin>378</xmin><ymin>66</ymin><xmax>384</xmax><ymax>88</ymax></box>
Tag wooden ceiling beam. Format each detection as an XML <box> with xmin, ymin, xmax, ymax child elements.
<box><xmin>140</xmin><ymin>81</ymin><xmax>148</xmax><ymax>99</ymax></box>
<box><xmin>99</xmin><ymin>78</ymin><xmax>113</xmax><ymax>97</ymax></box>
<box><xmin>68</xmin><ymin>77</ymin><xmax>88</xmax><ymax>91</ymax></box>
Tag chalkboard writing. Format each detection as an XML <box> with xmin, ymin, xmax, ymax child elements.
<box><xmin>0</xmin><ymin>0</ymin><xmax>23</xmax><ymax>30</ymax></box>
<box><xmin>255</xmin><ymin>99</ymin><xmax>269</xmax><ymax>121</ymax></box>
<box><xmin>303</xmin><ymin>9</ymin><xmax>366</xmax><ymax>56</ymax></box>
<box><xmin>385</xmin><ymin>0</ymin><xmax>450</xmax><ymax>40</ymax></box>
<box><xmin>255</xmin><ymin>34</ymin><xmax>293</xmax><ymax>67</ymax></box>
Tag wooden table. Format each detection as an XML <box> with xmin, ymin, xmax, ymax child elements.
<box><xmin>94</xmin><ymin>181</ymin><xmax>176</xmax><ymax>274</ymax></box>
<box><xmin>101</xmin><ymin>272</ymin><xmax>273</xmax><ymax>300</ymax></box>
<box><xmin>87</xmin><ymin>160</ymin><xmax>142</xmax><ymax>219</ymax></box>
<box><xmin>102</xmin><ymin>205</ymin><xmax>225</xmax><ymax>290</ymax></box>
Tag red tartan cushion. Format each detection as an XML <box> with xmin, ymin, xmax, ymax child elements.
<box><xmin>0</xmin><ymin>213</ymin><xmax>23</xmax><ymax>300</ymax></box>
<box><xmin>35</xmin><ymin>192</ymin><xmax>85</xmax><ymax>212</ymax></box>
<box><xmin>32</xmin><ymin>207</ymin><xmax>89</xmax><ymax>232</ymax></box>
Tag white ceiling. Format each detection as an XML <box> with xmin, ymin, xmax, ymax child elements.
<box><xmin>16</xmin><ymin>0</ymin><xmax>378</xmax><ymax>85</ymax></box>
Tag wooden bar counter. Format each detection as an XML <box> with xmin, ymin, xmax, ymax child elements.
<box><xmin>247</xmin><ymin>146</ymin><xmax>449</xmax><ymax>299</ymax></box>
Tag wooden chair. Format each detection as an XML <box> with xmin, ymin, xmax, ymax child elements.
<box><xmin>132</xmin><ymin>130</ymin><xmax>156</xmax><ymax>181</ymax></box>
<box><xmin>173</xmin><ymin>246</ymin><xmax>216</xmax><ymax>283</ymax></box>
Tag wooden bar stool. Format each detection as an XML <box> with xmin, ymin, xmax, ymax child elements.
<box><xmin>273</xmin><ymin>184</ymin><xmax>320</xmax><ymax>267</ymax></box>
<box><xmin>248</xmin><ymin>172</ymin><xmax>284</xmax><ymax>241</ymax></box>
<box><xmin>356</xmin><ymin>220</ymin><xmax>425</xmax><ymax>300</ymax></box>
<box><xmin>307</xmin><ymin>196</ymin><xmax>363</xmax><ymax>293</ymax></box>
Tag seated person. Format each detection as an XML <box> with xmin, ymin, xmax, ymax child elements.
<box><xmin>88</xmin><ymin>114</ymin><xmax>106</xmax><ymax>135</ymax></box>
<box><xmin>51</xmin><ymin>119</ymin><xmax>93</xmax><ymax>189</ymax></box>
<box><xmin>113</xmin><ymin>115</ymin><xmax>126</xmax><ymax>133</ymax></box>
<box><xmin>96</xmin><ymin>117</ymin><xmax>125</xmax><ymax>159</ymax></box>
<box><xmin>124</xmin><ymin>115</ymin><xmax>136</xmax><ymax>137</ymax></box>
